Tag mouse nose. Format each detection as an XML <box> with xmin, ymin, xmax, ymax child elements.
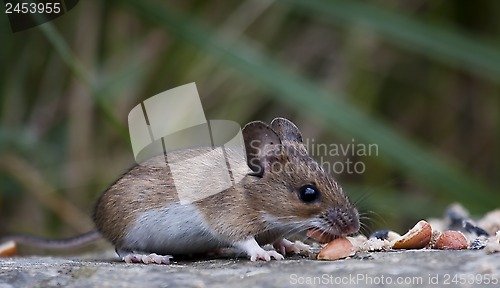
<box><xmin>326</xmin><ymin>207</ymin><xmax>360</xmax><ymax>235</ymax></box>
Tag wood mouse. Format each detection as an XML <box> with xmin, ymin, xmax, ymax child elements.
<box><xmin>2</xmin><ymin>117</ymin><xmax>360</xmax><ymax>264</ymax></box>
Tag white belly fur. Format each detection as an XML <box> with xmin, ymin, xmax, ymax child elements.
<box><xmin>123</xmin><ymin>203</ymin><xmax>228</xmax><ymax>255</ymax></box>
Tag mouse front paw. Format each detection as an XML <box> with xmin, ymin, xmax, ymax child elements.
<box><xmin>274</xmin><ymin>238</ymin><xmax>312</xmax><ymax>256</ymax></box>
<box><xmin>234</xmin><ymin>238</ymin><xmax>284</xmax><ymax>261</ymax></box>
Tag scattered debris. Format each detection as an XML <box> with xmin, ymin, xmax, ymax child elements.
<box><xmin>309</xmin><ymin>203</ymin><xmax>499</xmax><ymax>261</ymax></box>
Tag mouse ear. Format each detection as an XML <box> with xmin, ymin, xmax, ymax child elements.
<box><xmin>242</xmin><ymin>121</ymin><xmax>281</xmax><ymax>177</ymax></box>
<box><xmin>270</xmin><ymin>117</ymin><xmax>303</xmax><ymax>143</ymax></box>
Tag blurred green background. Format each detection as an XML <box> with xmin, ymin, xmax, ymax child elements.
<box><xmin>0</xmin><ymin>0</ymin><xmax>499</xmax><ymax>242</ymax></box>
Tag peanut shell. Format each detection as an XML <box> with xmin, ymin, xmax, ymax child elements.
<box><xmin>392</xmin><ymin>220</ymin><xmax>432</xmax><ymax>249</ymax></box>
<box><xmin>317</xmin><ymin>237</ymin><xmax>355</xmax><ymax>260</ymax></box>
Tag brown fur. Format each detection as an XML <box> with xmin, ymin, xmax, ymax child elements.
<box><xmin>93</xmin><ymin>155</ymin><xmax>178</xmax><ymax>247</ymax></box>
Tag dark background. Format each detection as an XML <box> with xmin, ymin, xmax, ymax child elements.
<box><xmin>0</xmin><ymin>0</ymin><xmax>499</xmax><ymax>247</ymax></box>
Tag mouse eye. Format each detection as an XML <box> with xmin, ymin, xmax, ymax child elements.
<box><xmin>298</xmin><ymin>184</ymin><xmax>320</xmax><ymax>203</ymax></box>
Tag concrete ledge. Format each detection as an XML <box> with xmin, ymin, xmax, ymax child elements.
<box><xmin>0</xmin><ymin>250</ymin><xmax>499</xmax><ymax>287</ymax></box>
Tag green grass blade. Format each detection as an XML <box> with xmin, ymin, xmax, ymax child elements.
<box><xmin>282</xmin><ymin>0</ymin><xmax>500</xmax><ymax>84</ymax></box>
<box><xmin>38</xmin><ymin>23</ymin><xmax>129</xmax><ymax>141</ymax></box>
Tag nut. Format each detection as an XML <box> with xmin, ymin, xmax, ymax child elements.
<box><xmin>0</xmin><ymin>241</ymin><xmax>17</xmax><ymax>257</ymax></box>
<box><xmin>317</xmin><ymin>237</ymin><xmax>355</xmax><ymax>260</ymax></box>
<box><xmin>433</xmin><ymin>230</ymin><xmax>467</xmax><ymax>250</ymax></box>
<box><xmin>392</xmin><ymin>220</ymin><xmax>432</xmax><ymax>249</ymax></box>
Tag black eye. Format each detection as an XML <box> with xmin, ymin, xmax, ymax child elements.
<box><xmin>298</xmin><ymin>185</ymin><xmax>320</xmax><ymax>203</ymax></box>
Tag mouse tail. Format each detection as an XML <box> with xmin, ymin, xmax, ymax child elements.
<box><xmin>0</xmin><ymin>230</ymin><xmax>102</xmax><ymax>249</ymax></box>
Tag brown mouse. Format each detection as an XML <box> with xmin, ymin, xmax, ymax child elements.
<box><xmin>2</xmin><ymin>118</ymin><xmax>359</xmax><ymax>264</ymax></box>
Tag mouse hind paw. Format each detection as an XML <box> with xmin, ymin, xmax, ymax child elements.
<box><xmin>123</xmin><ymin>253</ymin><xmax>173</xmax><ymax>264</ymax></box>
<box><xmin>116</xmin><ymin>249</ymin><xmax>173</xmax><ymax>264</ymax></box>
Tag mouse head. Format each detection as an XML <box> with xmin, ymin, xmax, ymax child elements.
<box><xmin>242</xmin><ymin>117</ymin><xmax>359</xmax><ymax>237</ymax></box>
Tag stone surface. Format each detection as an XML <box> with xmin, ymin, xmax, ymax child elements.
<box><xmin>0</xmin><ymin>250</ymin><xmax>499</xmax><ymax>287</ymax></box>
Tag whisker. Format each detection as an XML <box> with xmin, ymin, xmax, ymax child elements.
<box><xmin>353</xmin><ymin>190</ymin><xmax>373</xmax><ymax>207</ymax></box>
